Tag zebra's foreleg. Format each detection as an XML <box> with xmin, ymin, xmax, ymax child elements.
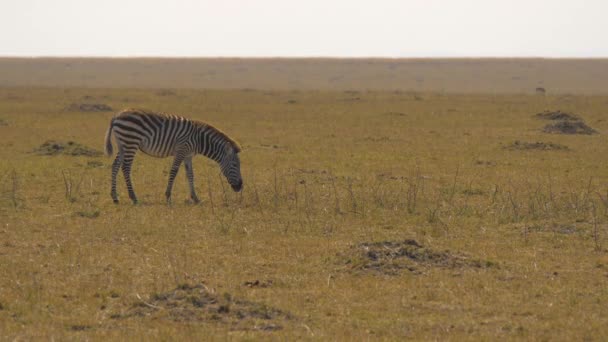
<box><xmin>111</xmin><ymin>152</ymin><xmax>123</xmax><ymax>203</ymax></box>
<box><xmin>184</xmin><ymin>156</ymin><xmax>200</xmax><ymax>204</ymax></box>
<box><xmin>165</xmin><ymin>154</ymin><xmax>185</xmax><ymax>204</ymax></box>
<box><xmin>120</xmin><ymin>149</ymin><xmax>138</xmax><ymax>204</ymax></box>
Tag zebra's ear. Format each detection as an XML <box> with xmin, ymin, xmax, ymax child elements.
<box><xmin>225</xmin><ymin>144</ymin><xmax>235</xmax><ymax>154</ymax></box>
<box><xmin>226</xmin><ymin>142</ymin><xmax>243</xmax><ymax>154</ymax></box>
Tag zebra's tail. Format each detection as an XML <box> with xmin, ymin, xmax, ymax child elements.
<box><xmin>104</xmin><ymin>119</ymin><xmax>115</xmax><ymax>156</ymax></box>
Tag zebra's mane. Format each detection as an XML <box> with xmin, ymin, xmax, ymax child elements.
<box><xmin>121</xmin><ymin>109</ymin><xmax>242</xmax><ymax>153</ymax></box>
<box><xmin>194</xmin><ymin>121</ymin><xmax>242</xmax><ymax>153</ymax></box>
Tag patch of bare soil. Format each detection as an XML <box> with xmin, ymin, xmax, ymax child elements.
<box><xmin>383</xmin><ymin>111</ymin><xmax>406</xmax><ymax>117</ymax></box>
<box><xmin>34</xmin><ymin>140</ymin><xmax>102</xmax><ymax>157</ymax></box>
<box><xmin>75</xmin><ymin>209</ymin><xmax>100</xmax><ymax>219</ymax></box>
<box><xmin>155</xmin><ymin>89</ymin><xmax>177</xmax><ymax>96</ymax></box>
<box><xmin>475</xmin><ymin>159</ymin><xmax>496</xmax><ymax>166</ymax></box>
<box><xmin>341</xmin><ymin>240</ymin><xmax>497</xmax><ymax>276</ymax></box>
<box><xmin>243</xmin><ymin>279</ymin><xmax>273</xmax><ymax>288</ymax></box>
<box><xmin>504</xmin><ymin>140</ymin><xmax>569</xmax><ymax>151</ymax></box>
<box><xmin>110</xmin><ymin>283</ymin><xmax>292</xmax><ymax>331</ymax></box>
<box><xmin>66</xmin><ymin>103</ymin><xmax>113</xmax><ymax>112</ymax></box>
<box><xmin>362</xmin><ymin>136</ymin><xmax>391</xmax><ymax>142</ymax></box>
<box><xmin>86</xmin><ymin>160</ymin><xmax>104</xmax><ymax>168</ymax></box>
<box><xmin>69</xmin><ymin>324</ymin><xmax>92</xmax><ymax>331</ymax></box>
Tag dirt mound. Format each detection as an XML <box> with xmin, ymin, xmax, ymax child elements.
<box><xmin>504</xmin><ymin>140</ymin><xmax>569</xmax><ymax>151</ymax></box>
<box><xmin>111</xmin><ymin>283</ymin><xmax>291</xmax><ymax>331</ymax></box>
<box><xmin>535</xmin><ymin>110</ymin><xmax>598</xmax><ymax>135</ymax></box>
<box><xmin>67</xmin><ymin>103</ymin><xmax>113</xmax><ymax>112</ymax></box>
<box><xmin>34</xmin><ymin>140</ymin><xmax>102</xmax><ymax>157</ymax></box>
<box><xmin>535</xmin><ymin>110</ymin><xmax>579</xmax><ymax>121</ymax></box>
<box><xmin>341</xmin><ymin>240</ymin><xmax>496</xmax><ymax>276</ymax></box>
<box><xmin>543</xmin><ymin>121</ymin><xmax>597</xmax><ymax>135</ymax></box>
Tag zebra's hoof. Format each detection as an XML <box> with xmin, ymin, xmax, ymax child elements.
<box><xmin>113</xmin><ymin>199</ymin><xmax>119</xmax><ymax>204</ymax></box>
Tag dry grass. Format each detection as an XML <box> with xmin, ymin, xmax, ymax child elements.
<box><xmin>0</xmin><ymin>59</ymin><xmax>608</xmax><ymax>340</ymax></box>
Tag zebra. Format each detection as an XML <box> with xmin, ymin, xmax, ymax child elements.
<box><xmin>104</xmin><ymin>108</ymin><xmax>243</xmax><ymax>204</ymax></box>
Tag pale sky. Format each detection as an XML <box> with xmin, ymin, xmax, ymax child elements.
<box><xmin>1</xmin><ymin>0</ymin><xmax>607</xmax><ymax>57</ymax></box>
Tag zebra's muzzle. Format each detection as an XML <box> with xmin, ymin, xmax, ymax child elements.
<box><xmin>231</xmin><ymin>180</ymin><xmax>243</xmax><ymax>192</ymax></box>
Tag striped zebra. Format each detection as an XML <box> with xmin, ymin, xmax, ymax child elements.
<box><xmin>104</xmin><ymin>109</ymin><xmax>243</xmax><ymax>204</ymax></box>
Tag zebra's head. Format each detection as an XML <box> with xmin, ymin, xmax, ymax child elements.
<box><xmin>220</xmin><ymin>144</ymin><xmax>242</xmax><ymax>192</ymax></box>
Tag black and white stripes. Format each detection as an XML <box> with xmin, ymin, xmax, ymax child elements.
<box><xmin>104</xmin><ymin>109</ymin><xmax>243</xmax><ymax>204</ymax></box>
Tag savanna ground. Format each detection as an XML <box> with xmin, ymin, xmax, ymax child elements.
<box><xmin>0</xmin><ymin>58</ymin><xmax>607</xmax><ymax>340</ymax></box>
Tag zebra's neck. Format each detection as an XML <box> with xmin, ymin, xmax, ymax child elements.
<box><xmin>197</xmin><ymin>126</ymin><xmax>226</xmax><ymax>162</ymax></box>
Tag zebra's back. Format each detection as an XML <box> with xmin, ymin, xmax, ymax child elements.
<box><xmin>112</xmin><ymin>109</ymin><xmax>196</xmax><ymax>158</ymax></box>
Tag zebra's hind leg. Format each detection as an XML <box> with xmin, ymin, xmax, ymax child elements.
<box><xmin>121</xmin><ymin>149</ymin><xmax>138</xmax><ymax>204</ymax></box>
<box><xmin>165</xmin><ymin>154</ymin><xmax>185</xmax><ymax>204</ymax></box>
<box><xmin>110</xmin><ymin>152</ymin><xmax>123</xmax><ymax>203</ymax></box>
<box><xmin>184</xmin><ymin>156</ymin><xmax>200</xmax><ymax>204</ymax></box>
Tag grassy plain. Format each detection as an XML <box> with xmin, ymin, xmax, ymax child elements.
<box><xmin>0</xmin><ymin>59</ymin><xmax>608</xmax><ymax>340</ymax></box>
<box><xmin>2</xmin><ymin>57</ymin><xmax>608</xmax><ymax>94</ymax></box>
